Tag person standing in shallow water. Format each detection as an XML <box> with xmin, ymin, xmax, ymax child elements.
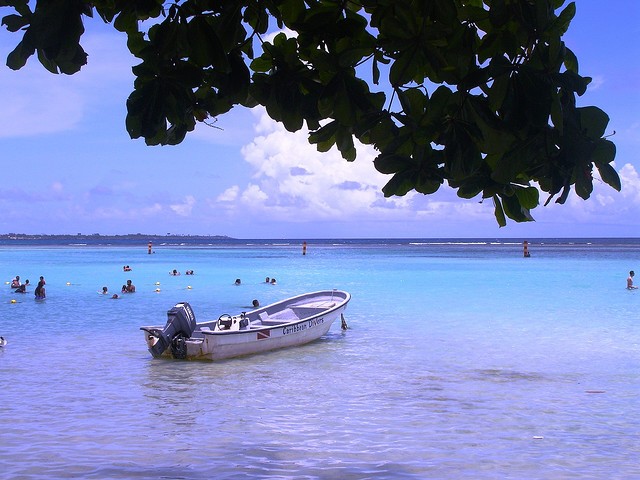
<box><xmin>627</xmin><ymin>271</ymin><xmax>638</xmax><ymax>289</ymax></box>
<box><xmin>35</xmin><ymin>276</ymin><xmax>46</xmax><ymax>299</ymax></box>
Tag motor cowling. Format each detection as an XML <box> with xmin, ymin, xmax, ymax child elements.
<box><xmin>147</xmin><ymin>302</ymin><xmax>197</xmax><ymax>358</ymax></box>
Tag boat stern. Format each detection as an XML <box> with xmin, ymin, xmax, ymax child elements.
<box><xmin>141</xmin><ymin>302</ymin><xmax>197</xmax><ymax>358</ymax></box>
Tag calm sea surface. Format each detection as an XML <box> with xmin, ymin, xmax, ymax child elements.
<box><xmin>1</xmin><ymin>238</ymin><xmax>639</xmax><ymax>479</ymax></box>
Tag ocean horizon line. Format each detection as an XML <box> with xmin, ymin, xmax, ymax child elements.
<box><xmin>2</xmin><ymin>233</ymin><xmax>640</xmax><ymax>241</ymax></box>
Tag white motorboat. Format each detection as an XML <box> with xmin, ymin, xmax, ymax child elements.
<box><xmin>140</xmin><ymin>290</ymin><xmax>350</xmax><ymax>361</ymax></box>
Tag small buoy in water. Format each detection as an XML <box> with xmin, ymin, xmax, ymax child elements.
<box><xmin>10</xmin><ymin>299</ymin><xmax>16</xmax><ymax>304</ymax></box>
<box><xmin>187</xmin><ymin>285</ymin><xmax>192</xmax><ymax>289</ymax></box>
<box><xmin>155</xmin><ymin>281</ymin><xmax>160</xmax><ymax>286</ymax></box>
<box><xmin>66</xmin><ymin>282</ymin><xmax>71</xmax><ymax>286</ymax></box>
<box><xmin>4</xmin><ymin>281</ymin><xmax>9</xmax><ymax>285</ymax></box>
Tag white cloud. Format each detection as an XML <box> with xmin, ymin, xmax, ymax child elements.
<box><xmin>240</xmin><ymin>184</ymin><xmax>269</xmax><ymax>204</ymax></box>
<box><xmin>217</xmin><ymin>186</ymin><xmax>240</xmax><ymax>202</ymax></box>
<box><xmin>170</xmin><ymin>195</ymin><xmax>196</xmax><ymax>216</ymax></box>
<box><xmin>140</xmin><ymin>203</ymin><xmax>164</xmax><ymax>216</ymax></box>
<box><xmin>203</xmin><ymin>108</ymin><xmax>640</xmax><ymax>234</ymax></box>
<box><xmin>263</xmin><ymin>27</ymin><xmax>297</xmax><ymax>43</ymax></box>
<box><xmin>618</xmin><ymin>163</ymin><xmax>640</xmax><ymax>202</ymax></box>
<box><xmin>221</xmin><ymin>108</ymin><xmax>505</xmax><ymax>227</ymax></box>
<box><xmin>231</xmin><ymin>109</ymin><xmax>401</xmax><ymax>221</ymax></box>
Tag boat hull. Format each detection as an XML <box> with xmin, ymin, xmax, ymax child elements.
<box><xmin>141</xmin><ymin>290</ymin><xmax>350</xmax><ymax>361</ymax></box>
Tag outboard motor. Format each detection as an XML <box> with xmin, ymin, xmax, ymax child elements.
<box><xmin>144</xmin><ymin>302</ymin><xmax>197</xmax><ymax>358</ymax></box>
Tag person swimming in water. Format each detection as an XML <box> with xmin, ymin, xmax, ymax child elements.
<box><xmin>34</xmin><ymin>276</ymin><xmax>46</xmax><ymax>299</ymax></box>
<box><xmin>14</xmin><ymin>279</ymin><xmax>29</xmax><ymax>293</ymax></box>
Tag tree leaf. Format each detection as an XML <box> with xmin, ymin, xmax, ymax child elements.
<box><xmin>550</xmin><ymin>1</ymin><xmax>576</xmax><ymax>36</ymax></box>
<box><xmin>188</xmin><ymin>16</ymin><xmax>229</xmax><ymax>71</ymax></box>
<box><xmin>374</xmin><ymin>153</ymin><xmax>412</xmax><ymax>175</ymax></box>
<box><xmin>596</xmin><ymin>161</ymin><xmax>621</xmax><ymax>192</ymax></box>
<box><xmin>574</xmin><ymin>166</ymin><xmax>593</xmax><ymax>200</ymax></box>
<box><xmin>382</xmin><ymin>171</ymin><xmax>416</xmax><ymax>197</ymax></box>
<box><xmin>6</xmin><ymin>39</ymin><xmax>32</xmax><ymax>70</ymax></box>
<box><xmin>493</xmin><ymin>195</ymin><xmax>506</xmax><ymax>227</ymax></box>
<box><xmin>309</xmin><ymin>121</ymin><xmax>339</xmax><ymax>150</ymax></box>
<box><xmin>515</xmin><ymin>186</ymin><xmax>539</xmax><ymax>209</ymax></box>
<box><xmin>0</xmin><ymin>0</ymin><xmax>618</xmax><ymax>228</ymax></box>
<box><xmin>502</xmin><ymin>194</ymin><xmax>534</xmax><ymax>222</ymax></box>
<box><xmin>578</xmin><ymin>106</ymin><xmax>609</xmax><ymax>139</ymax></box>
<box><xmin>591</xmin><ymin>138</ymin><xmax>616</xmax><ymax>166</ymax></box>
<box><xmin>2</xmin><ymin>13</ymin><xmax>28</xmax><ymax>32</ymax></box>
<box><xmin>397</xmin><ymin>88</ymin><xmax>425</xmax><ymax>119</ymax></box>
<box><xmin>372</xmin><ymin>57</ymin><xmax>380</xmax><ymax>84</ymax></box>
<box><xmin>563</xmin><ymin>46</ymin><xmax>578</xmax><ymax>73</ymax></box>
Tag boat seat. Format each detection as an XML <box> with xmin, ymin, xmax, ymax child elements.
<box><xmin>258</xmin><ymin>312</ymin><xmax>269</xmax><ymax>323</ymax></box>
<box><xmin>294</xmin><ymin>301</ymin><xmax>336</xmax><ymax>309</ymax></box>
<box><xmin>265</xmin><ymin>308</ymin><xmax>297</xmax><ymax>321</ymax></box>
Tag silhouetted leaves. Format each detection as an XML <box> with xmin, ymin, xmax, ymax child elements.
<box><xmin>1</xmin><ymin>0</ymin><xmax>619</xmax><ymax>225</ymax></box>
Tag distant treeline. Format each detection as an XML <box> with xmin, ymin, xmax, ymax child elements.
<box><xmin>0</xmin><ymin>233</ymin><xmax>232</xmax><ymax>241</ymax></box>
<box><xmin>0</xmin><ymin>233</ymin><xmax>235</xmax><ymax>247</ymax></box>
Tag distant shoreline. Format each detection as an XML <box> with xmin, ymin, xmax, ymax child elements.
<box><xmin>0</xmin><ymin>233</ymin><xmax>233</xmax><ymax>241</ymax></box>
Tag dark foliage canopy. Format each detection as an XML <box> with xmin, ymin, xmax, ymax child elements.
<box><xmin>1</xmin><ymin>0</ymin><xmax>619</xmax><ymax>225</ymax></box>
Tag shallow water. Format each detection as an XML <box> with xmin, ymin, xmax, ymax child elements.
<box><xmin>1</xmin><ymin>239</ymin><xmax>639</xmax><ymax>478</ymax></box>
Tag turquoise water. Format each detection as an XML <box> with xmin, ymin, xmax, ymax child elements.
<box><xmin>1</xmin><ymin>239</ymin><xmax>639</xmax><ymax>479</ymax></box>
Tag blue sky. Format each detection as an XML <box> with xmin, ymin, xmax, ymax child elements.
<box><xmin>0</xmin><ymin>1</ymin><xmax>638</xmax><ymax>239</ymax></box>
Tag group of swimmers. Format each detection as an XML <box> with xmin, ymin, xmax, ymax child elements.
<box><xmin>170</xmin><ymin>269</ymin><xmax>195</xmax><ymax>276</ymax></box>
<box><xmin>100</xmin><ymin>279</ymin><xmax>136</xmax><ymax>298</ymax></box>
<box><xmin>10</xmin><ymin>275</ymin><xmax>46</xmax><ymax>299</ymax></box>
<box><xmin>235</xmin><ymin>277</ymin><xmax>277</xmax><ymax>286</ymax></box>
<box><xmin>9</xmin><ymin>270</ymin><xmax>277</xmax><ymax>303</ymax></box>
